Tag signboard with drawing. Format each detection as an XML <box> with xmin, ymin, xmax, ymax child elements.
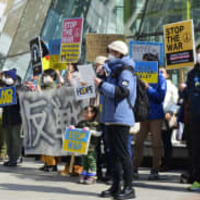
<box><xmin>129</xmin><ymin>41</ymin><xmax>163</xmax><ymax>66</ymax></box>
<box><xmin>135</xmin><ymin>61</ymin><xmax>158</xmax><ymax>84</ymax></box>
<box><xmin>29</xmin><ymin>37</ymin><xmax>43</xmax><ymax>76</ymax></box>
<box><xmin>0</xmin><ymin>86</ymin><xmax>17</xmax><ymax>107</ymax></box>
<box><xmin>163</xmin><ymin>20</ymin><xmax>195</xmax><ymax>69</ymax></box>
<box><xmin>73</xmin><ymin>64</ymin><xmax>96</xmax><ymax>100</ymax></box>
<box><xmin>61</xmin><ymin>18</ymin><xmax>83</xmax><ymax>63</ymax></box>
<box><xmin>63</xmin><ymin>128</ymin><xmax>91</xmax><ymax>155</ymax></box>
<box><xmin>86</xmin><ymin>34</ymin><xmax>125</xmax><ymax>62</ymax></box>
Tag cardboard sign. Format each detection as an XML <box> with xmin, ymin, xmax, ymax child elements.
<box><xmin>63</xmin><ymin>128</ymin><xmax>91</xmax><ymax>155</ymax></box>
<box><xmin>135</xmin><ymin>61</ymin><xmax>158</xmax><ymax>84</ymax></box>
<box><xmin>164</xmin><ymin>20</ymin><xmax>195</xmax><ymax>69</ymax></box>
<box><xmin>0</xmin><ymin>86</ymin><xmax>17</xmax><ymax>107</ymax></box>
<box><xmin>74</xmin><ymin>83</ymin><xmax>96</xmax><ymax>100</ymax></box>
<box><xmin>61</xmin><ymin>18</ymin><xmax>83</xmax><ymax>63</ymax></box>
<box><xmin>29</xmin><ymin>37</ymin><xmax>43</xmax><ymax>76</ymax></box>
<box><xmin>86</xmin><ymin>34</ymin><xmax>125</xmax><ymax>62</ymax></box>
<box><xmin>129</xmin><ymin>41</ymin><xmax>163</xmax><ymax>66</ymax></box>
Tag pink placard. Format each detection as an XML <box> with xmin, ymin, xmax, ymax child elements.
<box><xmin>62</xmin><ymin>18</ymin><xmax>83</xmax><ymax>44</ymax></box>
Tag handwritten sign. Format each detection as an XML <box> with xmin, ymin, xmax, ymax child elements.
<box><xmin>164</xmin><ymin>20</ymin><xmax>195</xmax><ymax>69</ymax></box>
<box><xmin>61</xmin><ymin>18</ymin><xmax>83</xmax><ymax>63</ymax></box>
<box><xmin>135</xmin><ymin>61</ymin><xmax>158</xmax><ymax>84</ymax></box>
<box><xmin>0</xmin><ymin>87</ymin><xmax>17</xmax><ymax>107</ymax></box>
<box><xmin>63</xmin><ymin>128</ymin><xmax>91</xmax><ymax>155</ymax></box>
<box><xmin>129</xmin><ymin>40</ymin><xmax>163</xmax><ymax>66</ymax></box>
<box><xmin>74</xmin><ymin>83</ymin><xmax>96</xmax><ymax>100</ymax></box>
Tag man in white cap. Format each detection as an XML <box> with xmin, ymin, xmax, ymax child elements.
<box><xmin>95</xmin><ymin>41</ymin><xmax>136</xmax><ymax>199</ymax></box>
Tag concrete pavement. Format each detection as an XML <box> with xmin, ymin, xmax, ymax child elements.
<box><xmin>0</xmin><ymin>158</ymin><xmax>199</xmax><ymax>200</ymax></box>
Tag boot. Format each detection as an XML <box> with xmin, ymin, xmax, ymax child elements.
<box><xmin>59</xmin><ymin>164</ymin><xmax>70</xmax><ymax>176</ymax></box>
<box><xmin>114</xmin><ymin>187</ymin><xmax>135</xmax><ymax>200</ymax></box>
<box><xmin>100</xmin><ymin>182</ymin><xmax>121</xmax><ymax>198</ymax></box>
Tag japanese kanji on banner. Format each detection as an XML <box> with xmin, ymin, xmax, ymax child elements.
<box><xmin>63</xmin><ymin>128</ymin><xmax>91</xmax><ymax>155</ymax></box>
<box><xmin>60</xmin><ymin>18</ymin><xmax>83</xmax><ymax>63</ymax></box>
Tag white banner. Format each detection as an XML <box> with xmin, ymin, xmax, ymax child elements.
<box><xmin>19</xmin><ymin>86</ymin><xmax>88</xmax><ymax>156</ymax></box>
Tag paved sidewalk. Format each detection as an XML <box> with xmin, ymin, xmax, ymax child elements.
<box><xmin>0</xmin><ymin>158</ymin><xmax>199</xmax><ymax>200</ymax></box>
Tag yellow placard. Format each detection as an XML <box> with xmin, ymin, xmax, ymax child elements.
<box><xmin>135</xmin><ymin>72</ymin><xmax>158</xmax><ymax>84</ymax></box>
<box><xmin>164</xmin><ymin>20</ymin><xmax>195</xmax><ymax>69</ymax></box>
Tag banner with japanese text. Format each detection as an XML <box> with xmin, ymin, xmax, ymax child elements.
<box><xmin>163</xmin><ymin>20</ymin><xmax>195</xmax><ymax>69</ymax></box>
<box><xmin>19</xmin><ymin>86</ymin><xmax>88</xmax><ymax>156</ymax></box>
<box><xmin>61</xmin><ymin>18</ymin><xmax>83</xmax><ymax>63</ymax></box>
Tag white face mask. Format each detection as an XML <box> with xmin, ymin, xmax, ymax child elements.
<box><xmin>2</xmin><ymin>76</ymin><xmax>6</xmax><ymax>83</ymax></box>
<box><xmin>5</xmin><ymin>78</ymin><xmax>14</xmax><ymax>86</ymax></box>
<box><xmin>43</xmin><ymin>76</ymin><xmax>53</xmax><ymax>85</ymax></box>
<box><xmin>108</xmin><ymin>53</ymin><xmax>116</xmax><ymax>61</ymax></box>
<box><xmin>196</xmin><ymin>53</ymin><xmax>200</xmax><ymax>63</ymax></box>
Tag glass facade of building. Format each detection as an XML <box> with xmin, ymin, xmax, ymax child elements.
<box><xmin>1</xmin><ymin>0</ymin><xmax>200</xmax><ymax>82</ymax></box>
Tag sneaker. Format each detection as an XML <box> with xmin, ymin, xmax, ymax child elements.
<box><xmin>133</xmin><ymin>169</ymin><xmax>139</xmax><ymax>179</ymax></box>
<box><xmin>85</xmin><ymin>176</ymin><xmax>96</xmax><ymax>185</ymax></box>
<box><xmin>79</xmin><ymin>175</ymin><xmax>86</xmax><ymax>184</ymax></box>
<box><xmin>148</xmin><ymin>169</ymin><xmax>160</xmax><ymax>180</ymax></box>
<box><xmin>187</xmin><ymin>181</ymin><xmax>200</xmax><ymax>191</ymax></box>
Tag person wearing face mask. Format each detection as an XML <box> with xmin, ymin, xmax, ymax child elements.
<box><xmin>1</xmin><ymin>69</ymin><xmax>23</xmax><ymax>167</ymax></box>
<box><xmin>38</xmin><ymin>69</ymin><xmax>61</xmax><ymax>172</ymax></box>
<box><xmin>186</xmin><ymin>45</ymin><xmax>200</xmax><ymax>191</ymax></box>
<box><xmin>94</xmin><ymin>41</ymin><xmax>137</xmax><ymax>199</ymax></box>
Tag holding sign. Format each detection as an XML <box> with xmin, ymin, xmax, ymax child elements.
<box><xmin>135</xmin><ymin>61</ymin><xmax>158</xmax><ymax>84</ymax></box>
<box><xmin>0</xmin><ymin>87</ymin><xmax>17</xmax><ymax>107</ymax></box>
<box><xmin>63</xmin><ymin>128</ymin><xmax>91</xmax><ymax>155</ymax></box>
<box><xmin>61</xmin><ymin>18</ymin><xmax>83</xmax><ymax>63</ymax></box>
<box><xmin>164</xmin><ymin>20</ymin><xmax>195</xmax><ymax>69</ymax></box>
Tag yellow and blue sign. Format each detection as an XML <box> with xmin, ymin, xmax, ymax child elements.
<box><xmin>63</xmin><ymin>128</ymin><xmax>91</xmax><ymax>155</ymax></box>
<box><xmin>0</xmin><ymin>86</ymin><xmax>17</xmax><ymax>107</ymax></box>
<box><xmin>135</xmin><ymin>61</ymin><xmax>158</xmax><ymax>84</ymax></box>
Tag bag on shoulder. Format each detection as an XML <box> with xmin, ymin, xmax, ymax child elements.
<box><xmin>115</xmin><ymin>65</ymin><xmax>149</xmax><ymax>122</ymax></box>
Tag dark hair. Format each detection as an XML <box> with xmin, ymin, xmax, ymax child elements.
<box><xmin>196</xmin><ymin>44</ymin><xmax>200</xmax><ymax>52</ymax></box>
<box><xmin>84</xmin><ymin>105</ymin><xmax>98</xmax><ymax>121</ymax></box>
<box><xmin>43</xmin><ymin>69</ymin><xmax>57</xmax><ymax>80</ymax></box>
<box><xmin>143</xmin><ymin>53</ymin><xmax>159</xmax><ymax>62</ymax></box>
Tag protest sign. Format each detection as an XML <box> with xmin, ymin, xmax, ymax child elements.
<box><xmin>63</xmin><ymin>128</ymin><xmax>91</xmax><ymax>155</ymax></box>
<box><xmin>61</xmin><ymin>18</ymin><xmax>83</xmax><ymax>63</ymax></box>
<box><xmin>77</xmin><ymin>64</ymin><xmax>96</xmax><ymax>84</ymax></box>
<box><xmin>129</xmin><ymin>41</ymin><xmax>163</xmax><ymax>66</ymax></box>
<box><xmin>29</xmin><ymin>37</ymin><xmax>43</xmax><ymax>76</ymax></box>
<box><xmin>20</xmin><ymin>86</ymin><xmax>88</xmax><ymax>156</ymax></box>
<box><xmin>86</xmin><ymin>34</ymin><xmax>125</xmax><ymax>62</ymax></box>
<box><xmin>0</xmin><ymin>86</ymin><xmax>17</xmax><ymax>107</ymax></box>
<box><xmin>134</xmin><ymin>61</ymin><xmax>158</xmax><ymax>84</ymax></box>
<box><xmin>74</xmin><ymin>83</ymin><xmax>96</xmax><ymax>100</ymax></box>
<box><xmin>164</xmin><ymin>20</ymin><xmax>195</xmax><ymax>69</ymax></box>
<box><xmin>48</xmin><ymin>39</ymin><xmax>66</xmax><ymax>70</ymax></box>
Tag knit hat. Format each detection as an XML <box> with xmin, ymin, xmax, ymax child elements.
<box><xmin>6</xmin><ymin>68</ymin><xmax>17</xmax><ymax>81</ymax></box>
<box><xmin>94</xmin><ymin>56</ymin><xmax>107</xmax><ymax>65</ymax></box>
<box><xmin>108</xmin><ymin>40</ymin><xmax>128</xmax><ymax>55</ymax></box>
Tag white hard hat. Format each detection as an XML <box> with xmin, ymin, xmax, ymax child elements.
<box><xmin>94</xmin><ymin>56</ymin><xmax>107</xmax><ymax>65</ymax></box>
<box><xmin>108</xmin><ymin>40</ymin><xmax>128</xmax><ymax>55</ymax></box>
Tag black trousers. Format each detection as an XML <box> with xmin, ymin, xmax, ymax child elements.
<box><xmin>162</xmin><ymin>129</ymin><xmax>173</xmax><ymax>168</ymax></box>
<box><xmin>190</xmin><ymin>120</ymin><xmax>200</xmax><ymax>182</ymax></box>
<box><xmin>107</xmin><ymin>125</ymin><xmax>133</xmax><ymax>187</ymax></box>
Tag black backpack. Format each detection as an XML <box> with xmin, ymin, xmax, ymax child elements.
<box><xmin>115</xmin><ymin>65</ymin><xmax>150</xmax><ymax>122</ymax></box>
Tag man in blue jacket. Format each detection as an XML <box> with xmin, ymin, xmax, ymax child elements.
<box><xmin>95</xmin><ymin>40</ymin><xmax>137</xmax><ymax>200</ymax></box>
<box><xmin>133</xmin><ymin>55</ymin><xmax>167</xmax><ymax>180</ymax></box>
